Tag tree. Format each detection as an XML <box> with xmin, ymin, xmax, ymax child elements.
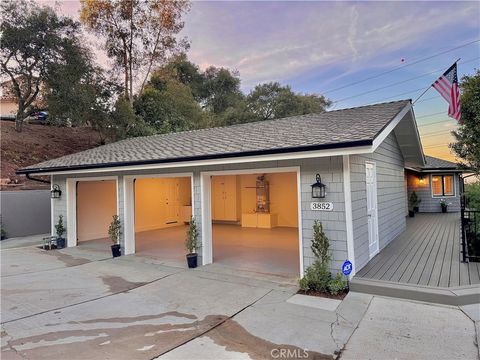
<box><xmin>44</xmin><ymin>40</ymin><xmax>120</xmax><ymax>128</ymax></box>
<box><xmin>80</xmin><ymin>0</ymin><xmax>190</xmax><ymax>104</ymax></box>
<box><xmin>451</xmin><ymin>70</ymin><xmax>480</xmax><ymax>174</ymax></box>
<box><xmin>1</xmin><ymin>0</ymin><xmax>81</xmax><ymax>131</ymax></box>
<box><xmin>106</xmin><ymin>97</ymin><xmax>155</xmax><ymax>141</ymax></box>
<box><xmin>202</xmin><ymin>66</ymin><xmax>244</xmax><ymax>114</ymax></box>
<box><xmin>134</xmin><ymin>69</ymin><xmax>206</xmax><ymax>133</ymax></box>
<box><xmin>246</xmin><ymin>82</ymin><xmax>330</xmax><ymax>121</ymax></box>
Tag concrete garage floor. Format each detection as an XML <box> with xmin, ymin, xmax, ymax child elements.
<box><xmin>1</xmin><ymin>236</ymin><xmax>478</xmax><ymax>360</ymax></box>
<box><xmin>79</xmin><ymin>224</ymin><xmax>300</xmax><ymax>277</ymax></box>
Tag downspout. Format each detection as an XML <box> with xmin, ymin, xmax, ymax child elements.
<box><xmin>26</xmin><ymin>173</ymin><xmax>50</xmax><ymax>184</ymax></box>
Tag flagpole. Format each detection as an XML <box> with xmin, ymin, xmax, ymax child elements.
<box><xmin>412</xmin><ymin>58</ymin><xmax>461</xmax><ymax>104</ymax></box>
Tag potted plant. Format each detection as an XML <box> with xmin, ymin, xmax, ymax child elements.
<box><xmin>408</xmin><ymin>191</ymin><xmax>420</xmax><ymax>217</ymax></box>
<box><xmin>440</xmin><ymin>198</ymin><xmax>449</xmax><ymax>213</ymax></box>
<box><xmin>108</xmin><ymin>215</ymin><xmax>122</xmax><ymax>258</ymax></box>
<box><xmin>413</xmin><ymin>194</ymin><xmax>421</xmax><ymax>213</ymax></box>
<box><xmin>185</xmin><ymin>216</ymin><xmax>199</xmax><ymax>268</ymax></box>
<box><xmin>1</xmin><ymin>225</ymin><xmax>7</xmax><ymax>240</ymax></box>
<box><xmin>55</xmin><ymin>215</ymin><xmax>66</xmax><ymax>248</ymax></box>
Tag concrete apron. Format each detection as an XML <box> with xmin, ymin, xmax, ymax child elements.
<box><xmin>1</xmin><ymin>245</ymin><xmax>372</xmax><ymax>360</ymax></box>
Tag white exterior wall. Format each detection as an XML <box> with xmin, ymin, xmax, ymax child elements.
<box><xmin>350</xmin><ymin>132</ymin><xmax>407</xmax><ymax>272</ymax></box>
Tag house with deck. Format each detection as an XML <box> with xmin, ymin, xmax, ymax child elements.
<box><xmin>17</xmin><ymin>99</ymin><xmax>476</xmax><ymax>295</ymax></box>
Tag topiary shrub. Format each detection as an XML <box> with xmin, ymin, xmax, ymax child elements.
<box><xmin>311</xmin><ymin>220</ymin><xmax>330</xmax><ymax>266</ymax></box>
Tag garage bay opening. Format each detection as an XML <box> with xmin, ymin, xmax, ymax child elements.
<box><xmin>211</xmin><ymin>172</ymin><xmax>300</xmax><ymax>277</ymax></box>
<box><xmin>134</xmin><ymin>177</ymin><xmax>192</xmax><ymax>262</ymax></box>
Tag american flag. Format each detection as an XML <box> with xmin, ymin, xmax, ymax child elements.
<box><xmin>432</xmin><ymin>62</ymin><xmax>461</xmax><ymax>121</ymax></box>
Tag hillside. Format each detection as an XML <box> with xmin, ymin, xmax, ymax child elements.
<box><xmin>1</xmin><ymin>121</ymin><xmax>103</xmax><ymax>190</ymax></box>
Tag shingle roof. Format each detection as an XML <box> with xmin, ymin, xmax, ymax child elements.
<box><xmin>18</xmin><ymin>100</ymin><xmax>411</xmax><ymax>174</ymax></box>
<box><xmin>423</xmin><ymin>156</ymin><xmax>460</xmax><ymax>170</ymax></box>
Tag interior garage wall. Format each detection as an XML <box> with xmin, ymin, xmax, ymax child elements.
<box><xmin>237</xmin><ymin>172</ymin><xmax>298</xmax><ymax>227</ymax></box>
<box><xmin>77</xmin><ymin>180</ymin><xmax>117</xmax><ymax>241</ymax></box>
<box><xmin>350</xmin><ymin>132</ymin><xmax>406</xmax><ymax>271</ymax></box>
<box><xmin>134</xmin><ymin>177</ymin><xmax>191</xmax><ymax>232</ymax></box>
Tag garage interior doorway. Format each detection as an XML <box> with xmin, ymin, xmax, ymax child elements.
<box><xmin>211</xmin><ymin>172</ymin><xmax>300</xmax><ymax>277</ymax></box>
<box><xmin>76</xmin><ymin>179</ymin><xmax>117</xmax><ymax>250</ymax></box>
<box><xmin>134</xmin><ymin>177</ymin><xmax>192</xmax><ymax>263</ymax></box>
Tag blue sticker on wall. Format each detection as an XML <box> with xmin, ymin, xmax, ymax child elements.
<box><xmin>342</xmin><ymin>260</ymin><xmax>353</xmax><ymax>276</ymax></box>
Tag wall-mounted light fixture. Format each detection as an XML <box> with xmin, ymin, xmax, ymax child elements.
<box><xmin>51</xmin><ymin>184</ymin><xmax>62</xmax><ymax>199</ymax></box>
<box><xmin>311</xmin><ymin>174</ymin><xmax>326</xmax><ymax>199</ymax></box>
<box><xmin>419</xmin><ymin>175</ymin><xmax>425</xmax><ymax>184</ymax></box>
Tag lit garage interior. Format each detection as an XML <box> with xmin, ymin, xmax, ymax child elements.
<box><xmin>211</xmin><ymin>172</ymin><xmax>300</xmax><ymax>277</ymax></box>
<box><xmin>134</xmin><ymin>177</ymin><xmax>192</xmax><ymax>262</ymax></box>
<box><xmin>76</xmin><ymin>180</ymin><xmax>117</xmax><ymax>248</ymax></box>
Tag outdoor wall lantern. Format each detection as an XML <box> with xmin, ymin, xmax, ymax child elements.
<box><xmin>311</xmin><ymin>174</ymin><xmax>326</xmax><ymax>199</ymax></box>
<box><xmin>419</xmin><ymin>175</ymin><xmax>425</xmax><ymax>184</ymax></box>
<box><xmin>51</xmin><ymin>184</ymin><xmax>62</xmax><ymax>199</ymax></box>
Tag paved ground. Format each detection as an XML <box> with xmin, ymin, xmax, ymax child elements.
<box><xmin>1</xmin><ymin>236</ymin><xmax>478</xmax><ymax>360</ymax></box>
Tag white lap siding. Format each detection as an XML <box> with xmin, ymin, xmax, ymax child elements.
<box><xmin>50</xmin><ymin>156</ymin><xmax>348</xmax><ymax>274</ymax></box>
<box><xmin>350</xmin><ymin>133</ymin><xmax>406</xmax><ymax>272</ymax></box>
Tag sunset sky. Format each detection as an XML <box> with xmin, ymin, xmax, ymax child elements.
<box><xmin>40</xmin><ymin>1</ymin><xmax>480</xmax><ymax>162</ymax></box>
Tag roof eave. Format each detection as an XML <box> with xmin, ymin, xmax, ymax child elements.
<box><xmin>17</xmin><ymin>139</ymin><xmax>373</xmax><ymax>175</ymax></box>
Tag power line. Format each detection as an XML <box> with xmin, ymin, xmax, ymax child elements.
<box><xmin>416</xmin><ymin>111</ymin><xmax>445</xmax><ymax>119</ymax></box>
<box><xmin>417</xmin><ymin>119</ymin><xmax>455</xmax><ymax>127</ymax></box>
<box><xmin>420</xmin><ymin>130</ymin><xmax>454</xmax><ymax>138</ymax></box>
<box><xmin>330</xmin><ymin>57</ymin><xmax>479</xmax><ymax>105</ymax></box>
<box><xmin>423</xmin><ymin>143</ymin><xmax>453</xmax><ymax>149</ymax></box>
<box><xmin>321</xmin><ymin>39</ymin><xmax>480</xmax><ymax>95</ymax></box>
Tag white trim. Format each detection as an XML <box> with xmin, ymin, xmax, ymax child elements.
<box><xmin>123</xmin><ymin>172</ymin><xmax>195</xmax><ymax>255</ymax></box>
<box><xmin>200</xmin><ymin>166</ymin><xmax>303</xmax><ymax>276</ymax></box>
<box><xmin>34</xmin><ymin>146</ymin><xmax>373</xmax><ymax>176</ymax></box>
<box><xmin>430</xmin><ymin>173</ymin><xmax>456</xmax><ymax>198</ymax></box>
<box><xmin>50</xmin><ymin>176</ymin><xmax>54</xmax><ymax>236</ymax></box>
<box><xmin>65</xmin><ymin>176</ymin><xmax>119</xmax><ymax>248</ymax></box>
<box><xmin>342</xmin><ymin>155</ymin><xmax>356</xmax><ymax>278</ymax></box>
<box><xmin>366</xmin><ymin>161</ymin><xmax>380</xmax><ymax>259</ymax></box>
<box><xmin>372</xmin><ymin>103</ymin><xmax>412</xmax><ymax>151</ymax></box>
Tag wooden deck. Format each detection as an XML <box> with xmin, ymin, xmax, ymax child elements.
<box><xmin>355</xmin><ymin>213</ymin><xmax>480</xmax><ymax>288</ymax></box>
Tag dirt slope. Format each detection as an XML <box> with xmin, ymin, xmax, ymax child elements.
<box><xmin>1</xmin><ymin>121</ymin><xmax>103</xmax><ymax>190</ymax></box>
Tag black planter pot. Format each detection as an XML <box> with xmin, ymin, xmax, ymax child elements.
<box><xmin>111</xmin><ymin>244</ymin><xmax>121</xmax><ymax>258</ymax></box>
<box><xmin>186</xmin><ymin>253</ymin><xmax>197</xmax><ymax>268</ymax></box>
<box><xmin>441</xmin><ymin>206</ymin><xmax>448</xmax><ymax>213</ymax></box>
<box><xmin>56</xmin><ymin>237</ymin><xmax>66</xmax><ymax>249</ymax></box>
<box><xmin>413</xmin><ymin>206</ymin><xmax>419</xmax><ymax>213</ymax></box>
<box><xmin>408</xmin><ymin>210</ymin><xmax>415</xmax><ymax>218</ymax></box>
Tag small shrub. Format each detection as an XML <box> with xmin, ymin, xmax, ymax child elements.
<box><xmin>328</xmin><ymin>273</ymin><xmax>348</xmax><ymax>295</ymax></box>
<box><xmin>302</xmin><ymin>260</ymin><xmax>331</xmax><ymax>292</ymax></box>
<box><xmin>55</xmin><ymin>215</ymin><xmax>66</xmax><ymax>238</ymax></box>
<box><xmin>185</xmin><ymin>216</ymin><xmax>199</xmax><ymax>254</ymax></box>
<box><xmin>311</xmin><ymin>220</ymin><xmax>330</xmax><ymax>265</ymax></box>
<box><xmin>298</xmin><ymin>276</ymin><xmax>309</xmax><ymax>292</ymax></box>
<box><xmin>108</xmin><ymin>215</ymin><xmax>121</xmax><ymax>244</ymax></box>
<box><xmin>1</xmin><ymin>225</ymin><xmax>7</xmax><ymax>239</ymax></box>
<box><xmin>409</xmin><ymin>191</ymin><xmax>420</xmax><ymax>211</ymax></box>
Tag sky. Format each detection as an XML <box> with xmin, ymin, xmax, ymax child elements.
<box><xmin>41</xmin><ymin>1</ymin><xmax>480</xmax><ymax>161</ymax></box>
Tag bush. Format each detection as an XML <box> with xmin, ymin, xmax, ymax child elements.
<box><xmin>311</xmin><ymin>220</ymin><xmax>330</xmax><ymax>265</ymax></box>
<box><xmin>302</xmin><ymin>261</ymin><xmax>331</xmax><ymax>292</ymax></box>
<box><xmin>108</xmin><ymin>215</ymin><xmax>121</xmax><ymax>244</ymax></box>
<box><xmin>185</xmin><ymin>216</ymin><xmax>200</xmax><ymax>254</ymax></box>
<box><xmin>55</xmin><ymin>215</ymin><xmax>66</xmax><ymax>238</ymax></box>
<box><xmin>328</xmin><ymin>273</ymin><xmax>348</xmax><ymax>295</ymax></box>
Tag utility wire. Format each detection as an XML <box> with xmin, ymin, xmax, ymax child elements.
<box><xmin>330</xmin><ymin>57</ymin><xmax>479</xmax><ymax>105</ymax></box>
<box><xmin>321</xmin><ymin>39</ymin><xmax>480</xmax><ymax>95</ymax></box>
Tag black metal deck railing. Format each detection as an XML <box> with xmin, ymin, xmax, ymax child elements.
<box><xmin>461</xmin><ymin>195</ymin><xmax>480</xmax><ymax>262</ymax></box>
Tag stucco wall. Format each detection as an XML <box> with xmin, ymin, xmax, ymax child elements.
<box><xmin>350</xmin><ymin>132</ymin><xmax>407</xmax><ymax>272</ymax></box>
<box><xmin>0</xmin><ymin>190</ymin><xmax>51</xmax><ymax>237</ymax></box>
<box><xmin>406</xmin><ymin>171</ymin><xmax>461</xmax><ymax>213</ymax></box>
<box><xmin>51</xmin><ymin>157</ymin><xmax>348</xmax><ymax>273</ymax></box>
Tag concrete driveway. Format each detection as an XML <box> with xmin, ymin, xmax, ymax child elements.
<box><xmin>1</xmin><ymin>237</ymin><xmax>478</xmax><ymax>360</ymax></box>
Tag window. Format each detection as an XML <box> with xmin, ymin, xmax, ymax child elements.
<box><xmin>432</xmin><ymin>175</ymin><xmax>454</xmax><ymax>197</ymax></box>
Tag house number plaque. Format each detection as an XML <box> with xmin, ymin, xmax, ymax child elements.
<box><xmin>310</xmin><ymin>202</ymin><xmax>333</xmax><ymax>211</ymax></box>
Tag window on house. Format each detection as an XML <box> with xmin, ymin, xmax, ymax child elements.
<box><xmin>432</xmin><ymin>175</ymin><xmax>454</xmax><ymax>196</ymax></box>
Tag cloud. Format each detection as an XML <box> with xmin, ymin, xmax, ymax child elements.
<box><xmin>182</xmin><ymin>1</ymin><xmax>479</xmax><ymax>90</ymax></box>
